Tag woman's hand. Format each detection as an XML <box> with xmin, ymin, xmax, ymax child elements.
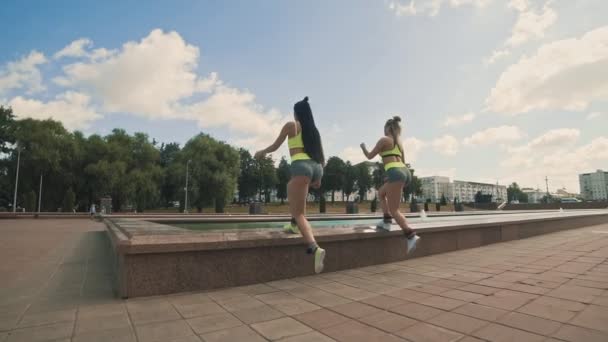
<box><xmin>360</xmin><ymin>142</ymin><xmax>366</xmax><ymax>151</ymax></box>
<box><xmin>254</xmin><ymin>150</ymin><xmax>266</xmax><ymax>159</ymax></box>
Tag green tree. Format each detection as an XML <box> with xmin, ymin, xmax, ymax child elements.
<box><xmin>0</xmin><ymin>106</ymin><xmax>15</xmax><ymax>153</ymax></box>
<box><xmin>276</xmin><ymin>157</ymin><xmax>290</xmax><ymax>204</ymax></box>
<box><xmin>403</xmin><ymin>164</ymin><xmax>422</xmax><ymax>202</ymax></box>
<box><xmin>23</xmin><ymin>190</ymin><xmax>36</xmax><ymax>212</ymax></box>
<box><xmin>355</xmin><ymin>162</ymin><xmax>372</xmax><ymax>200</ymax></box>
<box><xmin>342</xmin><ymin>162</ymin><xmax>356</xmax><ymax>201</ymax></box>
<box><xmin>440</xmin><ymin>194</ymin><xmax>447</xmax><ymax>206</ymax></box>
<box><xmin>507</xmin><ymin>182</ymin><xmax>529</xmax><ymax>203</ymax></box>
<box><xmin>159</xmin><ymin>143</ymin><xmax>181</xmax><ymax>208</ymax></box>
<box><xmin>371</xmin><ymin>162</ymin><xmax>385</xmax><ymax>190</ymax></box>
<box><xmin>256</xmin><ymin>156</ymin><xmax>277</xmax><ymax>203</ymax></box>
<box><xmin>323</xmin><ymin>156</ymin><xmax>346</xmax><ymax>203</ymax></box>
<box><xmin>62</xmin><ymin>188</ymin><xmax>75</xmax><ymax>212</ymax></box>
<box><xmin>182</xmin><ymin>134</ymin><xmax>239</xmax><ymax>212</ymax></box>
<box><xmin>237</xmin><ymin>149</ymin><xmax>257</xmax><ymax>202</ymax></box>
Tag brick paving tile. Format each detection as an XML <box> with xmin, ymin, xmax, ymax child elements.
<box><xmin>516</xmin><ymin>278</ymin><xmax>562</xmax><ymax>289</ymax></box>
<box><xmin>395</xmin><ymin>322</ymin><xmax>463</xmax><ymax>342</ymax></box>
<box><xmin>251</xmin><ymin>317</ymin><xmax>313</xmax><ymax>340</ymax></box>
<box><xmin>426</xmin><ymin>279</ymin><xmax>469</xmax><ymax>289</ymax></box>
<box><xmin>440</xmin><ymin>289</ymin><xmax>486</xmax><ymax>302</ymax></box>
<box><xmin>266</xmin><ymin>280</ymin><xmax>304</xmax><ymax>290</ymax></box>
<box><xmin>567</xmin><ymin>278</ymin><xmax>608</xmax><ymax>290</ymax></box>
<box><xmin>165</xmin><ymin>336</ymin><xmax>202</xmax><ymax>342</ymax></box>
<box><xmin>553</xmin><ymin>262</ymin><xmax>594</xmax><ymax>274</ymax></box>
<box><xmin>357</xmin><ymin>311</ymin><xmax>418</xmax><ymax>333</ymax></box>
<box><xmin>458</xmin><ymin>337</ymin><xmax>486</xmax><ymax>342</ymax></box>
<box><xmin>360</xmin><ymin>295</ymin><xmax>409</xmax><ymax>310</ymax></box>
<box><xmin>286</xmin><ymin>287</ymin><xmax>352</xmax><ymax>308</ymax></box>
<box><xmin>417</xmin><ymin>295</ymin><xmax>466</xmax><ymax>310</ymax></box>
<box><xmin>385</xmin><ymin>288</ymin><xmax>433</xmax><ymax>301</ymax></box>
<box><xmin>497</xmin><ymin>312</ymin><xmax>562</xmax><ymax>336</ymax></box>
<box><xmin>200</xmin><ymin>325</ymin><xmax>266</xmax><ymax>342</ymax></box>
<box><xmin>218</xmin><ymin>296</ymin><xmax>266</xmax><ymax>312</ymax></box>
<box><xmin>517</xmin><ymin>296</ymin><xmax>587</xmax><ymax>323</ymax></box>
<box><xmin>127</xmin><ymin>300</ymin><xmax>182</xmax><ymax>325</ymax></box>
<box><xmin>472</xmin><ymin>323</ymin><xmax>546</xmax><ymax>342</ymax></box>
<box><xmin>321</xmin><ymin>320</ymin><xmax>406</xmax><ymax>342</ymax></box>
<box><xmin>277</xmin><ymin>331</ymin><xmax>336</xmax><ymax>342</ymax></box>
<box><xmin>552</xmin><ymin>324</ymin><xmax>608</xmax><ymax>342</ymax></box>
<box><xmin>72</xmin><ymin>326</ymin><xmax>137</xmax><ymax>342</ymax></box>
<box><xmin>473</xmin><ymin>289</ymin><xmax>538</xmax><ymax>311</ymax></box>
<box><xmin>569</xmin><ymin>304</ymin><xmax>608</xmax><ymax>333</ymax></box>
<box><xmin>75</xmin><ymin>312</ymin><xmax>131</xmax><ymax>334</ymax></box>
<box><xmin>238</xmin><ymin>283</ymin><xmax>279</xmax><ymax>295</ymax></box>
<box><xmin>313</xmin><ymin>282</ymin><xmax>376</xmax><ymax>301</ymax></box>
<box><xmin>135</xmin><ymin>319</ymin><xmax>194</xmax><ymax>342</ymax></box>
<box><xmin>546</xmin><ymin>284</ymin><xmax>604</xmax><ymax>303</ymax></box>
<box><xmin>458</xmin><ymin>284</ymin><xmax>501</xmax><ymax>295</ymax></box>
<box><xmin>491</xmin><ymin>271</ymin><xmax>533</xmax><ymax>283</ymax></box>
<box><xmin>475</xmin><ymin>279</ymin><xmax>515</xmax><ymax>290</ymax></box>
<box><xmin>16</xmin><ymin>308</ymin><xmax>76</xmax><ymax>328</ymax></box>
<box><xmin>592</xmin><ymin>296</ymin><xmax>608</xmax><ymax>306</ymax></box>
<box><xmin>389</xmin><ymin>302</ymin><xmax>445</xmax><ymax>321</ymax></box>
<box><xmin>172</xmin><ymin>300</ymin><xmax>226</xmax><ymax>319</ymax></box>
<box><xmin>293</xmin><ymin>309</ymin><xmax>350</xmax><ymax>330</ymax></box>
<box><xmin>428</xmin><ymin>311</ymin><xmax>489</xmax><ymax>334</ymax></box>
<box><xmin>329</xmin><ymin>302</ymin><xmax>382</xmax><ymax>319</ymax></box>
<box><xmin>408</xmin><ymin>283</ymin><xmax>451</xmax><ymax>295</ymax></box>
<box><xmin>256</xmin><ymin>292</ymin><xmax>321</xmax><ymax>315</ymax></box>
<box><xmin>186</xmin><ymin>312</ymin><xmax>242</xmax><ymax>335</ymax></box>
<box><xmin>5</xmin><ymin>322</ymin><xmax>73</xmax><ymax>342</ymax></box>
<box><xmin>529</xmin><ymin>271</ymin><xmax>576</xmax><ymax>284</ymax></box>
<box><xmin>452</xmin><ymin>303</ymin><xmax>509</xmax><ymax>322</ymax></box>
<box><xmin>231</xmin><ymin>304</ymin><xmax>285</xmax><ymax>324</ymax></box>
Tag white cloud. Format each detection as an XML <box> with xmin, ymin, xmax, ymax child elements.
<box><xmin>501</xmin><ymin>131</ymin><xmax>608</xmax><ymax>191</ymax></box>
<box><xmin>443</xmin><ymin>112</ymin><xmax>475</xmax><ymax>127</ymax></box>
<box><xmin>485</xmin><ymin>0</ymin><xmax>557</xmax><ymax>65</ymax></box>
<box><xmin>8</xmin><ymin>91</ymin><xmax>101</xmax><ymax>130</ymax></box>
<box><xmin>0</xmin><ymin>51</ymin><xmax>47</xmax><ymax>94</ymax></box>
<box><xmin>432</xmin><ymin>135</ymin><xmax>460</xmax><ymax>155</ymax></box>
<box><xmin>51</xmin><ymin>29</ymin><xmax>286</xmax><ymax>144</ymax></box>
<box><xmin>506</xmin><ymin>1</ymin><xmax>557</xmax><ymax>47</ymax></box>
<box><xmin>463</xmin><ymin>125</ymin><xmax>524</xmax><ymax>145</ymax></box>
<box><xmin>54</xmin><ymin>38</ymin><xmax>92</xmax><ymax>59</ymax></box>
<box><xmin>388</xmin><ymin>0</ymin><xmax>491</xmax><ymax>17</ymax></box>
<box><xmin>486</xmin><ymin>26</ymin><xmax>608</xmax><ymax>114</ymax></box>
<box><xmin>484</xmin><ymin>49</ymin><xmax>510</xmax><ymax>66</ymax></box>
<box><xmin>586</xmin><ymin>111</ymin><xmax>603</xmax><ymax>120</ymax></box>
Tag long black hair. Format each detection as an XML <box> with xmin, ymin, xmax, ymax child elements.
<box><xmin>294</xmin><ymin>97</ymin><xmax>325</xmax><ymax>164</ymax></box>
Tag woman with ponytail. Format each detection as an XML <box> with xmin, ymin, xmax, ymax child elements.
<box><xmin>255</xmin><ymin>97</ymin><xmax>326</xmax><ymax>273</ymax></box>
<box><xmin>360</xmin><ymin>116</ymin><xmax>420</xmax><ymax>253</ymax></box>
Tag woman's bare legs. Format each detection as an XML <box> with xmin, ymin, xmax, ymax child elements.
<box><xmin>378</xmin><ymin>183</ymin><xmax>389</xmax><ymax>217</ymax></box>
<box><xmin>385</xmin><ymin>181</ymin><xmax>415</xmax><ymax>236</ymax></box>
<box><xmin>288</xmin><ymin>176</ymin><xmax>316</xmax><ymax>245</ymax></box>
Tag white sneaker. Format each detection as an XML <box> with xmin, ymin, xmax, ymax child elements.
<box><xmin>407</xmin><ymin>235</ymin><xmax>420</xmax><ymax>254</ymax></box>
<box><xmin>314</xmin><ymin>247</ymin><xmax>326</xmax><ymax>274</ymax></box>
<box><xmin>376</xmin><ymin>220</ymin><xmax>391</xmax><ymax>231</ymax></box>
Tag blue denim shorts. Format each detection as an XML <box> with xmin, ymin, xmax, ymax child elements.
<box><xmin>290</xmin><ymin>160</ymin><xmax>323</xmax><ymax>182</ymax></box>
<box><xmin>386</xmin><ymin>167</ymin><xmax>411</xmax><ymax>184</ymax></box>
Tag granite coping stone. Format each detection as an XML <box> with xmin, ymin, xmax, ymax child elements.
<box><xmin>106</xmin><ymin>211</ymin><xmax>608</xmax><ymax>255</ymax></box>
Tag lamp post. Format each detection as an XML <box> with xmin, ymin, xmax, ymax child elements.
<box><xmin>184</xmin><ymin>160</ymin><xmax>192</xmax><ymax>213</ymax></box>
<box><xmin>12</xmin><ymin>145</ymin><xmax>22</xmax><ymax>213</ymax></box>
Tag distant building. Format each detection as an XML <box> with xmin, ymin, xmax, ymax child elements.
<box><xmin>453</xmin><ymin>180</ymin><xmax>507</xmax><ymax>203</ymax></box>
<box><xmin>579</xmin><ymin>170</ymin><xmax>608</xmax><ymax>200</ymax></box>
<box><xmin>522</xmin><ymin>188</ymin><xmax>545</xmax><ymax>204</ymax></box>
<box><xmin>420</xmin><ymin>176</ymin><xmax>452</xmax><ymax>203</ymax></box>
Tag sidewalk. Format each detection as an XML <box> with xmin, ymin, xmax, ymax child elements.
<box><xmin>0</xmin><ymin>219</ymin><xmax>607</xmax><ymax>342</ymax></box>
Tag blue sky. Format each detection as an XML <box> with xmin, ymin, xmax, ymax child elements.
<box><xmin>1</xmin><ymin>0</ymin><xmax>607</xmax><ymax>192</ymax></box>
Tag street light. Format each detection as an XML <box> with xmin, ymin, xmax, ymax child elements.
<box><xmin>184</xmin><ymin>160</ymin><xmax>192</xmax><ymax>214</ymax></box>
<box><xmin>12</xmin><ymin>144</ymin><xmax>22</xmax><ymax>213</ymax></box>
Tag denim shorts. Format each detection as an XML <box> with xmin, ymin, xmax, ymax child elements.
<box><xmin>386</xmin><ymin>167</ymin><xmax>411</xmax><ymax>184</ymax></box>
<box><xmin>290</xmin><ymin>159</ymin><xmax>323</xmax><ymax>182</ymax></box>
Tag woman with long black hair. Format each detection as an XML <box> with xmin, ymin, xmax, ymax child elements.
<box><xmin>360</xmin><ymin>116</ymin><xmax>420</xmax><ymax>253</ymax></box>
<box><xmin>255</xmin><ymin>97</ymin><xmax>326</xmax><ymax>273</ymax></box>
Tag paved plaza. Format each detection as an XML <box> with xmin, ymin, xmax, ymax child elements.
<box><xmin>1</xmin><ymin>219</ymin><xmax>607</xmax><ymax>342</ymax></box>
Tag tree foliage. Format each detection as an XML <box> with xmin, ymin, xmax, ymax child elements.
<box><xmin>323</xmin><ymin>156</ymin><xmax>346</xmax><ymax>203</ymax></box>
<box><xmin>507</xmin><ymin>182</ymin><xmax>528</xmax><ymax>203</ymax></box>
<box><xmin>276</xmin><ymin>157</ymin><xmax>290</xmax><ymax>204</ymax></box>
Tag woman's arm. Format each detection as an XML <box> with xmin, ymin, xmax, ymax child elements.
<box><xmin>360</xmin><ymin>138</ymin><xmax>386</xmax><ymax>160</ymax></box>
<box><xmin>255</xmin><ymin>122</ymin><xmax>291</xmax><ymax>158</ymax></box>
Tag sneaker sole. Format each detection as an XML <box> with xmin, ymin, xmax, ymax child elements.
<box><xmin>314</xmin><ymin>249</ymin><xmax>326</xmax><ymax>274</ymax></box>
<box><xmin>407</xmin><ymin>236</ymin><xmax>420</xmax><ymax>254</ymax></box>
